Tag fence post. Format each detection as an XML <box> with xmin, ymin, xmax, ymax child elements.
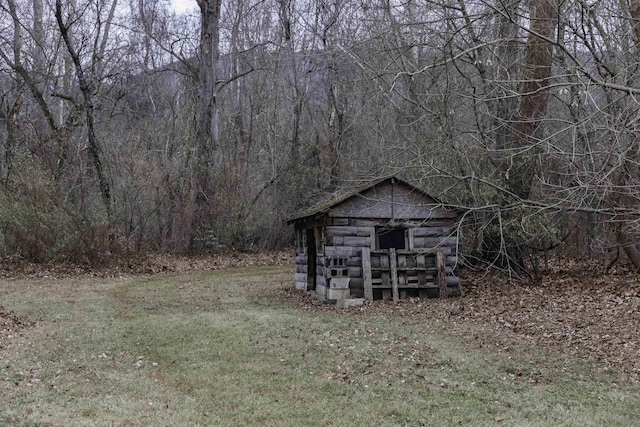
<box><xmin>390</xmin><ymin>248</ymin><xmax>399</xmax><ymax>303</ymax></box>
<box><xmin>437</xmin><ymin>249</ymin><xmax>447</xmax><ymax>298</ymax></box>
<box><xmin>362</xmin><ymin>247</ymin><xmax>373</xmax><ymax>301</ymax></box>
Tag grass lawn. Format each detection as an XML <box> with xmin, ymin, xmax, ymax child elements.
<box><xmin>1</xmin><ymin>265</ymin><xmax>639</xmax><ymax>426</ymax></box>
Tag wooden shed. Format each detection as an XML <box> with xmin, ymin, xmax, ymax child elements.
<box><xmin>286</xmin><ymin>176</ymin><xmax>463</xmax><ymax>302</ymax></box>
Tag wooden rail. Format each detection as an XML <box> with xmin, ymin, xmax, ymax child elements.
<box><xmin>362</xmin><ymin>248</ymin><xmax>447</xmax><ymax>301</ymax></box>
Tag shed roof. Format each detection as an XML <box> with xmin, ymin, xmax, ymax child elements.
<box><xmin>286</xmin><ymin>176</ymin><xmax>457</xmax><ymax>224</ymax></box>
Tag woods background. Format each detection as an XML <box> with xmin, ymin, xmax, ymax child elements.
<box><xmin>0</xmin><ymin>0</ymin><xmax>638</xmax><ymax>273</ymax></box>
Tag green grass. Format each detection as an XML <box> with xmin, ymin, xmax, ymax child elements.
<box><xmin>1</xmin><ymin>266</ymin><xmax>639</xmax><ymax>426</ymax></box>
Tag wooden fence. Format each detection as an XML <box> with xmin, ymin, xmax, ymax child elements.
<box><xmin>362</xmin><ymin>248</ymin><xmax>448</xmax><ymax>302</ymax></box>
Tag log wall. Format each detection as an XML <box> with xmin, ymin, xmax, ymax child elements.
<box><xmin>321</xmin><ymin>219</ymin><xmax>461</xmax><ymax>299</ymax></box>
<box><xmin>289</xmin><ymin>178</ymin><xmax>463</xmax><ymax>300</ymax></box>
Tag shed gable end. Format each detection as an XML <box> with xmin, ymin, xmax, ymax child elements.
<box><xmin>328</xmin><ymin>180</ymin><xmax>454</xmax><ymax>220</ymax></box>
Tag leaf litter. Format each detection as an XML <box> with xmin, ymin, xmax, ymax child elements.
<box><xmin>284</xmin><ymin>257</ymin><xmax>640</xmax><ymax>382</ymax></box>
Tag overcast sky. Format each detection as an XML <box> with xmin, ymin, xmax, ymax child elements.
<box><xmin>170</xmin><ymin>0</ymin><xmax>197</xmax><ymax>14</ymax></box>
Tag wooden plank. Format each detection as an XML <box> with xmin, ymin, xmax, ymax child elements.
<box><xmin>406</xmin><ymin>274</ymin><xmax>419</xmax><ymax>284</ymax></box>
<box><xmin>417</xmin><ymin>254</ymin><xmax>426</xmax><ymax>286</ymax></box>
<box><xmin>372</xmin><ymin>282</ymin><xmax>438</xmax><ymax>289</ymax></box>
<box><xmin>325</xmin><ymin>226</ymin><xmax>359</xmax><ymax>237</ymax></box>
<box><xmin>370</xmin><ymin>253</ymin><xmax>381</xmax><ymax>268</ymax></box>
<box><xmin>370</xmin><ymin>226</ymin><xmax>376</xmax><ymax>248</ymax></box>
<box><xmin>325</xmin><ymin>246</ymin><xmax>354</xmax><ymax>257</ymax></box>
<box><xmin>330</xmin><ymin>217</ymin><xmax>349</xmax><ymax>226</ymax></box>
<box><xmin>439</xmin><ymin>236</ymin><xmax>457</xmax><ymax>246</ymax></box>
<box><xmin>398</xmin><ymin>254</ymin><xmax>406</xmax><ymax>268</ymax></box>
<box><xmin>424</xmin><ymin>237</ymin><xmax>442</xmax><ymax>248</ymax></box>
<box><xmin>382</xmin><ymin>271</ymin><xmax>390</xmax><ymax>286</ymax></box>
<box><xmin>412</xmin><ymin>237</ymin><xmax>427</xmax><ymax>248</ymax></box>
<box><xmin>398</xmin><ymin>272</ymin><xmax>406</xmax><ymax>286</ymax></box>
<box><xmin>362</xmin><ymin>247</ymin><xmax>373</xmax><ymax>301</ymax></box>
<box><xmin>404</xmin><ymin>254</ymin><xmax>416</xmax><ymax>268</ymax></box>
<box><xmin>355</xmin><ymin>226</ymin><xmax>373</xmax><ymax>237</ymax></box>
<box><xmin>412</xmin><ymin>227</ymin><xmax>450</xmax><ymax>238</ymax></box>
<box><xmin>408</xmin><ymin>228</ymin><xmax>415</xmax><ymax>250</ymax></box>
<box><xmin>349</xmin><ymin>219</ymin><xmax>383</xmax><ymax>227</ymax></box>
<box><xmin>343</xmin><ymin>236</ymin><xmax>370</xmax><ymax>247</ymax></box>
<box><xmin>437</xmin><ymin>249</ymin><xmax>447</xmax><ymax>298</ymax></box>
<box><xmin>390</xmin><ymin>248</ymin><xmax>399</xmax><ymax>303</ymax></box>
<box><xmin>380</xmin><ymin>253</ymin><xmax>389</xmax><ymax>269</ymax></box>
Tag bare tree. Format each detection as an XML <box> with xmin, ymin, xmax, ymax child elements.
<box><xmin>190</xmin><ymin>0</ymin><xmax>221</xmax><ymax>248</ymax></box>
<box><xmin>55</xmin><ymin>0</ymin><xmax>114</xmax><ymax>220</ymax></box>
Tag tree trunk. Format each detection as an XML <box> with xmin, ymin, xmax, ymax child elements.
<box><xmin>191</xmin><ymin>0</ymin><xmax>222</xmax><ymax>249</ymax></box>
<box><xmin>483</xmin><ymin>0</ymin><xmax>558</xmax><ymax>271</ymax></box>
<box><xmin>55</xmin><ymin>0</ymin><xmax>113</xmax><ymax>221</ymax></box>
<box><xmin>612</xmin><ymin>0</ymin><xmax>640</xmax><ymax>271</ymax></box>
<box><xmin>509</xmin><ymin>0</ymin><xmax>558</xmax><ymax>199</ymax></box>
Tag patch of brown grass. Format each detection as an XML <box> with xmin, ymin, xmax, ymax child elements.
<box><xmin>0</xmin><ymin>250</ymin><xmax>292</xmax><ymax>279</ymax></box>
<box><xmin>0</xmin><ymin>305</ymin><xmax>33</xmax><ymax>351</ymax></box>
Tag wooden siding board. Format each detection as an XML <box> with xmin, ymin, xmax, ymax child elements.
<box><xmin>412</xmin><ymin>227</ymin><xmax>451</xmax><ymax>237</ymax></box>
<box><xmin>325</xmin><ymin>226</ymin><xmax>373</xmax><ymax>237</ymax></box>
<box><xmin>325</xmin><ymin>246</ymin><xmax>355</xmax><ymax>257</ymax></box>
<box><xmin>328</xmin><ymin>181</ymin><xmax>457</xmax><ymax>220</ymax></box>
<box><xmin>343</xmin><ymin>236</ymin><xmax>371</xmax><ymax>247</ymax></box>
<box><xmin>331</xmin><ymin>218</ymin><xmax>349</xmax><ymax>226</ymax></box>
<box><xmin>325</xmin><ymin>226</ymin><xmax>357</xmax><ymax>237</ymax></box>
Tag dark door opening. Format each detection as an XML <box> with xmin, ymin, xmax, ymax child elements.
<box><xmin>377</xmin><ymin>228</ymin><xmax>406</xmax><ymax>250</ymax></box>
<box><xmin>306</xmin><ymin>229</ymin><xmax>317</xmax><ymax>290</ymax></box>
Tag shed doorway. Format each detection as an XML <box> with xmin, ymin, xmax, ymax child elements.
<box><xmin>306</xmin><ymin>229</ymin><xmax>317</xmax><ymax>290</ymax></box>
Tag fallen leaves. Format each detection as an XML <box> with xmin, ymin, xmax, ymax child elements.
<box><xmin>286</xmin><ymin>257</ymin><xmax>640</xmax><ymax>381</ymax></box>
<box><xmin>0</xmin><ymin>250</ymin><xmax>292</xmax><ymax>279</ymax></box>
<box><xmin>0</xmin><ymin>305</ymin><xmax>33</xmax><ymax>350</ymax></box>
<box><xmin>443</xmin><ymin>262</ymin><xmax>640</xmax><ymax>380</ymax></box>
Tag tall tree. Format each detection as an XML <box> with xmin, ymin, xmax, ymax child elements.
<box><xmin>510</xmin><ymin>0</ymin><xmax>558</xmax><ymax>199</ymax></box>
<box><xmin>192</xmin><ymin>0</ymin><xmax>222</xmax><ymax>248</ymax></box>
<box><xmin>55</xmin><ymin>0</ymin><xmax>114</xmax><ymax>221</ymax></box>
